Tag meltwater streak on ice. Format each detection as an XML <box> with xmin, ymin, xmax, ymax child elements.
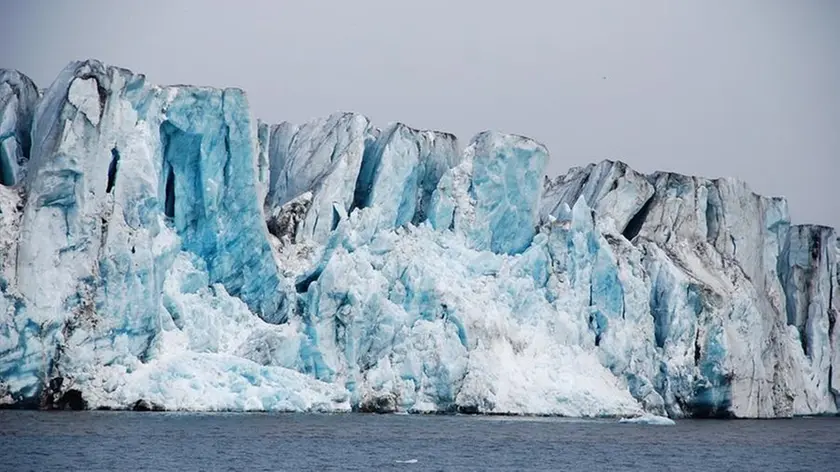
<box><xmin>0</xmin><ymin>59</ymin><xmax>838</xmax><ymax>418</ymax></box>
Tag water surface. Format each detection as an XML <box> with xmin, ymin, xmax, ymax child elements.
<box><xmin>1</xmin><ymin>411</ymin><xmax>837</xmax><ymax>471</ymax></box>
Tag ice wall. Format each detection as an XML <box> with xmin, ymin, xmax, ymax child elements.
<box><xmin>0</xmin><ymin>69</ymin><xmax>39</xmax><ymax>186</ymax></box>
<box><xmin>0</xmin><ymin>60</ymin><xmax>837</xmax><ymax>417</ymax></box>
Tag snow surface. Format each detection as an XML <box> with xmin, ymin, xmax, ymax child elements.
<box><xmin>0</xmin><ymin>59</ymin><xmax>838</xmax><ymax>418</ymax></box>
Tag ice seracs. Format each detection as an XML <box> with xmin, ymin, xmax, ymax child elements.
<box><xmin>265</xmin><ymin>113</ymin><xmax>370</xmax><ymax>245</ymax></box>
<box><xmin>541</xmin><ymin>159</ymin><xmax>654</xmax><ymax>236</ymax></box>
<box><xmin>159</xmin><ymin>86</ymin><xmax>288</xmax><ymax>323</ymax></box>
<box><xmin>0</xmin><ymin>69</ymin><xmax>39</xmax><ymax>186</ymax></box>
<box><xmin>0</xmin><ymin>59</ymin><xmax>837</xmax><ymax>417</ymax></box>
<box><xmin>778</xmin><ymin>225</ymin><xmax>839</xmax><ymax>414</ymax></box>
<box><xmin>351</xmin><ymin>122</ymin><xmax>461</xmax><ymax>233</ymax></box>
<box><xmin>430</xmin><ymin>131</ymin><xmax>547</xmax><ymax>255</ymax></box>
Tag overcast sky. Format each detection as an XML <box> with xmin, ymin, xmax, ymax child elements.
<box><xmin>2</xmin><ymin>0</ymin><xmax>838</xmax><ymax>228</ymax></box>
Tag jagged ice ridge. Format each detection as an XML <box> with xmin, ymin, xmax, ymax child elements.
<box><xmin>0</xmin><ymin>60</ymin><xmax>837</xmax><ymax>418</ymax></box>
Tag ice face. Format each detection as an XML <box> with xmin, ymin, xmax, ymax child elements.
<box><xmin>353</xmin><ymin>123</ymin><xmax>460</xmax><ymax>232</ymax></box>
<box><xmin>159</xmin><ymin>86</ymin><xmax>288</xmax><ymax>323</ymax></box>
<box><xmin>10</xmin><ymin>61</ymin><xmax>166</xmax><ymax>404</ymax></box>
<box><xmin>539</xmin><ymin>164</ymin><xmax>838</xmax><ymax>417</ymax></box>
<box><xmin>541</xmin><ymin>160</ymin><xmax>654</xmax><ymax>235</ymax></box>
<box><xmin>0</xmin><ymin>59</ymin><xmax>837</xmax><ymax>417</ymax></box>
<box><xmin>616</xmin><ymin>173</ymin><xmax>792</xmax><ymax>417</ymax></box>
<box><xmin>255</xmin><ymin>120</ymin><xmax>270</xmax><ymax>203</ymax></box>
<box><xmin>0</xmin><ymin>69</ymin><xmax>39</xmax><ymax>186</ymax></box>
<box><xmin>778</xmin><ymin>225</ymin><xmax>838</xmax><ymax>413</ymax></box>
<box><xmin>833</xmin><ymin>238</ymin><xmax>840</xmax><ymax>399</ymax></box>
<box><xmin>1</xmin><ymin>60</ymin><xmax>290</xmax><ymax>406</ymax></box>
<box><xmin>264</xmin><ymin>117</ymin><xmax>460</xmax><ymax>245</ymax></box>
<box><xmin>265</xmin><ymin>113</ymin><xmax>370</xmax><ymax>245</ymax></box>
<box><xmin>623</xmin><ymin>173</ymin><xmax>832</xmax><ymax>418</ymax></box>
<box><xmin>74</xmin><ymin>252</ymin><xmax>348</xmax><ymax>412</ymax></box>
<box><xmin>294</xmin><ymin>218</ymin><xmax>641</xmax><ymax>416</ymax></box>
<box><xmin>430</xmin><ymin>131</ymin><xmax>547</xmax><ymax>255</ymax></box>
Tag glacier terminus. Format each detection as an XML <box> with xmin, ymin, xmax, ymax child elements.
<box><xmin>0</xmin><ymin>60</ymin><xmax>837</xmax><ymax>418</ymax></box>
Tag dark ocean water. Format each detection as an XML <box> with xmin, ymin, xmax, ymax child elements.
<box><xmin>0</xmin><ymin>411</ymin><xmax>837</xmax><ymax>471</ymax></box>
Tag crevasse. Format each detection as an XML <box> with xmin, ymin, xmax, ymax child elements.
<box><xmin>0</xmin><ymin>60</ymin><xmax>836</xmax><ymax>418</ymax></box>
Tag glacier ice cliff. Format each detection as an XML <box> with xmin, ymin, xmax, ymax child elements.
<box><xmin>0</xmin><ymin>70</ymin><xmax>39</xmax><ymax>186</ymax></box>
<box><xmin>0</xmin><ymin>60</ymin><xmax>837</xmax><ymax>418</ymax></box>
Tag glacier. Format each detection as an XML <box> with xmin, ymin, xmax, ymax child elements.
<box><xmin>0</xmin><ymin>59</ymin><xmax>837</xmax><ymax>418</ymax></box>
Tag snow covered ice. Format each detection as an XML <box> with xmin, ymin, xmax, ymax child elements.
<box><xmin>1</xmin><ymin>60</ymin><xmax>838</xmax><ymax>418</ymax></box>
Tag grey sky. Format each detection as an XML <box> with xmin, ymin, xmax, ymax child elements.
<box><xmin>2</xmin><ymin>0</ymin><xmax>838</xmax><ymax>228</ymax></box>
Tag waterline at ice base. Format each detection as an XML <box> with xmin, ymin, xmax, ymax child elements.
<box><xmin>1</xmin><ymin>60</ymin><xmax>837</xmax><ymax>418</ymax></box>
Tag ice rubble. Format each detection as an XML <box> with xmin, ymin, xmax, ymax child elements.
<box><xmin>618</xmin><ymin>414</ymin><xmax>676</xmax><ymax>426</ymax></box>
<box><xmin>0</xmin><ymin>60</ymin><xmax>838</xmax><ymax>418</ymax></box>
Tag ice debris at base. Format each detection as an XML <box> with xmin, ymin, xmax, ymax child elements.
<box><xmin>0</xmin><ymin>59</ymin><xmax>838</xmax><ymax>418</ymax></box>
<box><xmin>618</xmin><ymin>414</ymin><xmax>676</xmax><ymax>426</ymax></box>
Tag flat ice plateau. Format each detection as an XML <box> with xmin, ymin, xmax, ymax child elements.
<box><xmin>0</xmin><ymin>60</ymin><xmax>837</xmax><ymax>418</ymax></box>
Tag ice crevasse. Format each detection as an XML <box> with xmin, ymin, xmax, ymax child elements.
<box><xmin>0</xmin><ymin>60</ymin><xmax>837</xmax><ymax>418</ymax></box>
